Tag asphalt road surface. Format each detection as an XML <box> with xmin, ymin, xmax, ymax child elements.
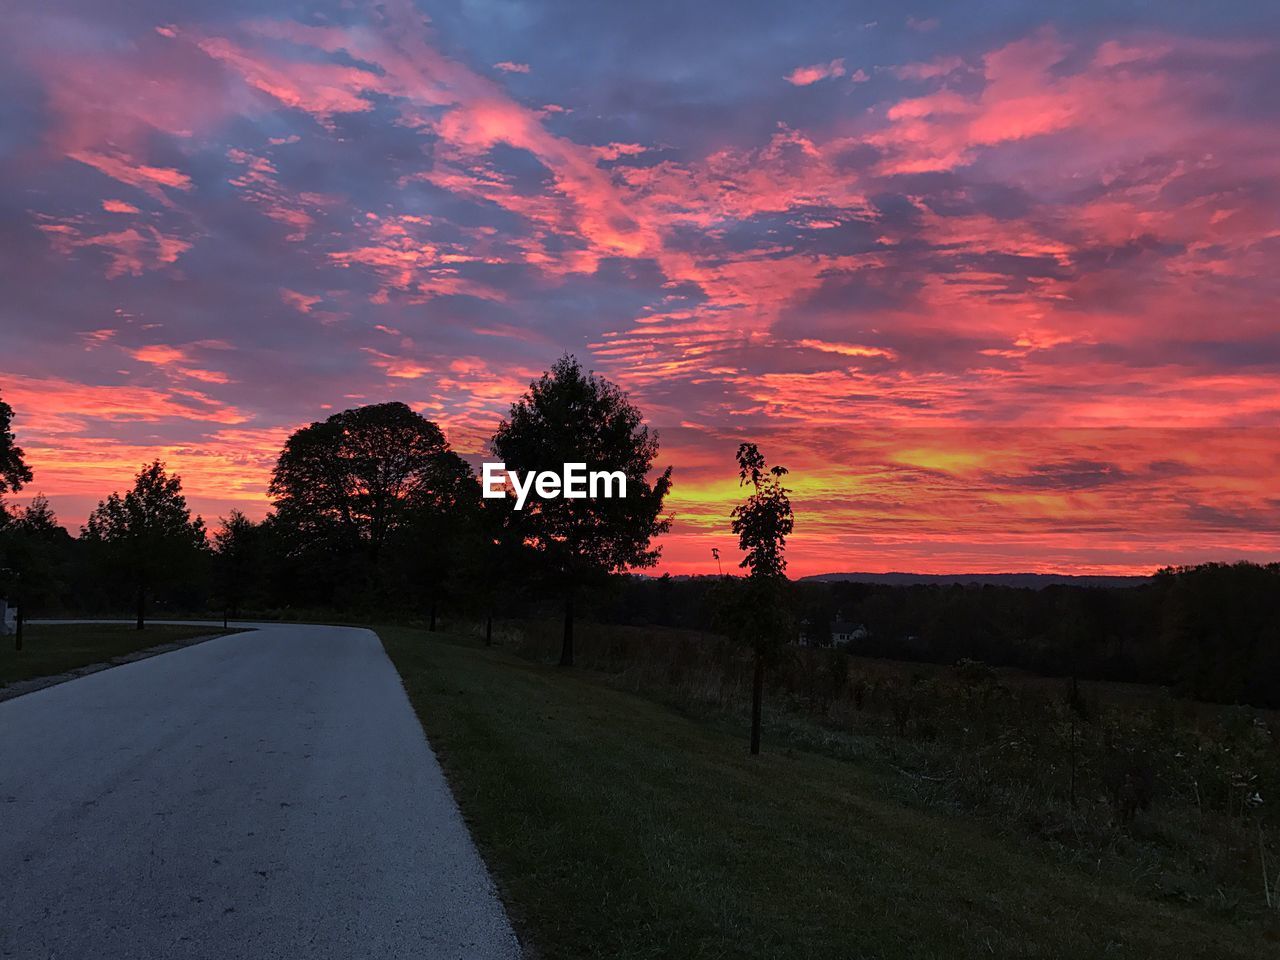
<box><xmin>0</xmin><ymin>623</ymin><xmax>522</xmax><ymax>959</ymax></box>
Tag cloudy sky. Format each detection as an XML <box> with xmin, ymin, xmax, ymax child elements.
<box><xmin>2</xmin><ymin>0</ymin><xmax>1278</xmax><ymax>575</ymax></box>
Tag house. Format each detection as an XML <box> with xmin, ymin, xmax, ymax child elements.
<box><xmin>797</xmin><ymin>615</ymin><xmax>868</xmax><ymax>648</ymax></box>
<box><xmin>830</xmin><ymin>620</ymin><xmax>867</xmax><ymax>647</ymax></box>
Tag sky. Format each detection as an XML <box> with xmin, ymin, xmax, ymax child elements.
<box><xmin>1</xmin><ymin>0</ymin><xmax>1279</xmax><ymax>576</ymax></box>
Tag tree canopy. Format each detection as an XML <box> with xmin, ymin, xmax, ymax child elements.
<box><xmin>730</xmin><ymin>442</ymin><xmax>794</xmax><ymax>580</ymax></box>
<box><xmin>82</xmin><ymin>461</ymin><xmax>207</xmax><ymax>629</ymax></box>
<box><xmin>0</xmin><ymin>391</ymin><xmax>33</xmax><ymax>494</ymax></box>
<box><xmin>0</xmin><ymin>494</ymin><xmax>73</xmax><ymax>612</ymax></box>
<box><xmin>269</xmin><ymin>401</ymin><xmax>476</xmax><ymax>604</ymax></box>
<box><xmin>492</xmin><ymin>354</ymin><xmax>672</xmax><ymax>664</ymax></box>
<box><xmin>213</xmin><ymin>510</ymin><xmax>267</xmax><ymax>618</ymax></box>
<box><xmin>270</xmin><ymin>401</ymin><xmax>465</xmax><ymax>557</ymax></box>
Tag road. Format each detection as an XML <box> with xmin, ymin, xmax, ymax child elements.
<box><xmin>0</xmin><ymin>623</ymin><xmax>522</xmax><ymax>960</ymax></box>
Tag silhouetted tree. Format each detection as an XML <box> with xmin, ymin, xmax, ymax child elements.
<box><xmin>491</xmin><ymin>354</ymin><xmax>672</xmax><ymax>666</ymax></box>
<box><xmin>450</xmin><ymin>495</ymin><xmax>525</xmax><ymax>644</ymax></box>
<box><xmin>82</xmin><ymin>461</ymin><xmax>207</xmax><ymax>629</ymax></box>
<box><xmin>269</xmin><ymin>402</ymin><xmax>460</xmax><ymax>602</ymax></box>
<box><xmin>14</xmin><ymin>494</ymin><xmax>60</xmax><ymax>538</ymax></box>
<box><xmin>1</xmin><ymin>495</ymin><xmax>73</xmax><ymax>625</ymax></box>
<box><xmin>0</xmin><ymin>391</ymin><xmax>32</xmax><ymax>496</ymax></box>
<box><xmin>392</xmin><ymin>448</ymin><xmax>482</xmax><ymax>627</ymax></box>
<box><xmin>726</xmin><ymin>442</ymin><xmax>794</xmax><ymax>755</ymax></box>
<box><xmin>213</xmin><ymin>510</ymin><xmax>264</xmax><ymax>618</ymax></box>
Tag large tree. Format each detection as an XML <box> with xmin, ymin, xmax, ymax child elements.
<box><xmin>0</xmin><ymin>391</ymin><xmax>33</xmax><ymax>495</ymax></box>
<box><xmin>491</xmin><ymin>354</ymin><xmax>672</xmax><ymax>666</ymax></box>
<box><xmin>269</xmin><ymin>402</ymin><xmax>472</xmax><ymax>604</ymax></box>
<box><xmin>82</xmin><ymin>461</ymin><xmax>207</xmax><ymax>629</ymax></box>
<box><xmin>724</xmin><ymin>442</ymin><xmax>795</xmax><ymax>755</ymax></box>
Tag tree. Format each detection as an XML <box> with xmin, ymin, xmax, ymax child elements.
<box><xmin>82</xmin><ymin>461</ymin><xmax>207</xmax><ymax>629</ymax></box>
<box><xmin>268</xmin><ymin>402</ymin><xmax>464</xmax><ymax>603</ymax></box>
<box><xmin>726</xmin><ymin>442</ymin><xmax>794</xmax><ymax>755</ymax></box>
<box><xmin>491</xmin><ymin>354</ymin><xmax>672</xmax><ymax>666</ymax></box>
<box><xmin>392</xmin><ymin>448</ymin><xmax>482</xmax><ymax>628</ymax></box>
<box><xmin>0</xmin><ymin>391</ymin><xmax>33</xmax><ymax>495</ymax></box>
<box><xmin>14</xmin><ymin>494</ymin><xmax>61</xmax><ymax>538</ymax></box>
<box><xmin>1</xmin><ymin>495</ymin><xmax>73</xmax><ymax>614</ymax></box>
<box><xmin>213</xmin><ymin>510</ymin><xmax>264</xmax><ymax>618</ymax></box>
<box><xmin>1</xmin><ymin>494</ymin><xmax>72</xmax><ymax>633</ymax></box>
<box><xmin>455</xmin><ymin>494</ymin><xmax>529</xmax><ymax>645</ymax></box>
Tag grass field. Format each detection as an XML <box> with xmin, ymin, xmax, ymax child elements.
<box><xmin>380</xmin><ymin>625</ymin><xmax>1275</xmax><ymax>960</ymax></box>
<box><xmin>0</xmin><ymin>622</ymin><xmax>232</xmax><ymax>688</ymax></box>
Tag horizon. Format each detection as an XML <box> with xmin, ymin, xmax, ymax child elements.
<box><xmin>3</xmin><ymin>1</ymin><xmax>1279</xmax><ymax>578</ymax></box>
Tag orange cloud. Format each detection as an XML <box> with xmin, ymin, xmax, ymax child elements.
<box><xmin>128</xmin><ymin>344</ymin><xmax>234</xmax><ymax>386</ymax></box>
<box><xmin>2</xmin><ymin>374</ymin><xmax>247</xmax><ymax>426</ymax></box>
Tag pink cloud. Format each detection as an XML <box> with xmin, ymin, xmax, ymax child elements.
<box><xmin>1</xmin><ymin>373</ymin><xmax>247</xmax><ymax>427</ymax></box>
<box><xmin>225</xmin><ymin>147</ymin><xmax>328</xmax><ymax>241</ymax></box>
<box><xmin>128</xmin><ymin>343</ymin><xmax>234</xmax><ymax>385</ymax></box>
<box><xmin>69</xmin><ymin>150</ymin><xmax>192</xmax><ymax>197</ymax></box>
<box><xmin>280</xmin><ymin>288</ymin><xmax>322</xmax><ymax>314</ymax></box>
<box><xmin>36</xmin><ymin>215</ymin><xmax>192</xmax><ymax>278</ymax></box>
<box><xmin>785</xmin><ymin>58</ymin><xmax>846</xmax><ymax>86</ymax></box>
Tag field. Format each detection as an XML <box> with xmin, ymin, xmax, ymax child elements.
<box><xmin>381</xmin><ymin>624</ymin><xmax>1279</xmax><ymax>960</ymax></box>
<box><xmin>0</xmin><ymin>622</ymin><xmax>234</xmax><ymax>689</ymax></box>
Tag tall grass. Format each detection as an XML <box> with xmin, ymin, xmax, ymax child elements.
<box><xmin>455</xmin><ymin>615</ymin><xmax>1280</xmax><ymax>926</ymax></box>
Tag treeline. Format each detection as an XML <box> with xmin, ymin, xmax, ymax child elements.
<box><xmin>0</xmin><ymin>356</ymin><xmax>673</xmax><ymax>664</ymax></box>
<box><xmin>600</xmin><ymin>567</ymin><xmax>1280</xmax><ymax>707</ymax></box>
<box><xmin>3</xmin><ymin>366</ymin><xmax>1278</xmax><ymax>708</ymax></box>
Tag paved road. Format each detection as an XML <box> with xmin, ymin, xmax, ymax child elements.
<box><xmin>0</xmin><ymin>623</ymin><xmax>521</xmax><ymax>960</ymax></box>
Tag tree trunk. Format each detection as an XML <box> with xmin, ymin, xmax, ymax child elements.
<box><xmin>429</xmin><ymin>598</ymin><xmax>437</xmax><ymax>632</ymax></box>
<box><xmin>136</xmin><ymin>585</ymin><xmax>146</xmax><ymax>631</ymax></box>
<box><xmin>1068</xmin><ymin>671</ymin><xmax>1080</xmax><ymax>809</ymax></box>
<box><xmin>750</xmin><ymin>651</ymin><xmax>764</xmax><ymax>755</ymax></box>
<box><xmin>485</xmin><ymin>614</ymin><xmax>493</xmax><ymax>646</ymax></box>
<box><xmin>560</xmin><ymin>593</ymin><xmax>574</xmax><ymax>667</ymax></box>
<box><xmin>14</xmin><ymin>605</ymin><xmax>22</xmax><ymax>652</ymax></box>
<box><xmin>1069</xmin><ymin>710</ymin><xmax>1077</xmax><ymax>810</ymax></box>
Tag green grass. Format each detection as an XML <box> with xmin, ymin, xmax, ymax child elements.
<box><xmin>0</xmin><ymin>622</ymin><xmax>233</xmax><ymax>688</ymax></box>
<box><xmin>380</xmin><ymin>625</ymin><xmax>1276</xmax><ymax>960</ymax></box>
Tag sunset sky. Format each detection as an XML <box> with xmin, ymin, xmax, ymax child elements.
<box><xmin>2</xmin><ymin>1</ymin><xmax>1278</xmax><ymax>576</ymax></box>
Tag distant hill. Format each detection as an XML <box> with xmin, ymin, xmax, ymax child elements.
<box><xmin>799</xmin><ymin>572</ymin><xmax>1150</xmax><ymax>589</ymax></box>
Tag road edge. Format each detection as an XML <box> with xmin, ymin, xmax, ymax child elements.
<box><xmin>0</xmin><ymin>628</ymin><xmax>243</xmax><ymax>704</ymax></box>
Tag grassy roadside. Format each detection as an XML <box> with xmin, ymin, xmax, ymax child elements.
<box><xmin>0</xmin><ymin>623</ymin><xmax>235</xmax><ymax>688</ymax></box>
<box><xmin>380</xmin><ymin>625</ymin><xmax>1272</xmax><ymax>960</ymax></box>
